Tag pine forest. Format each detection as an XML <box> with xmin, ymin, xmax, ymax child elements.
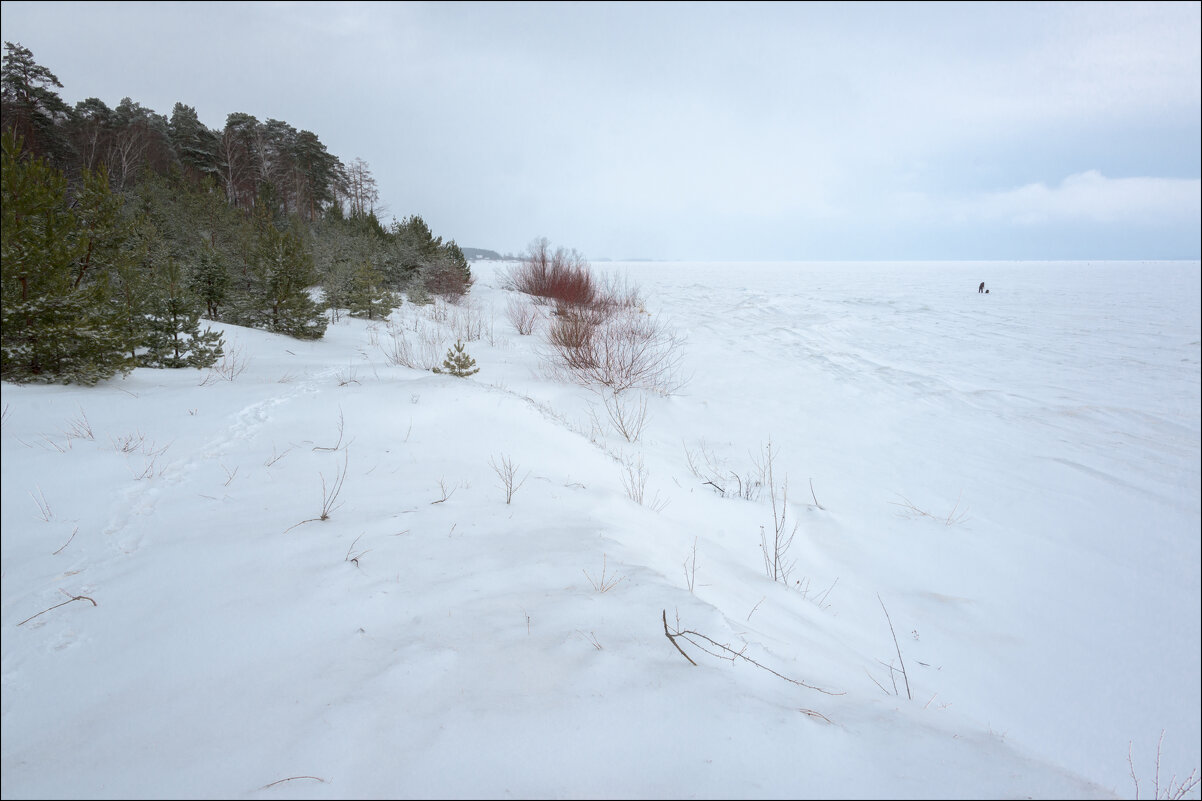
<box><xmin>0</xmin><ymin>41</ymin><xmax>472</xmax><ymax>385</ymax></box>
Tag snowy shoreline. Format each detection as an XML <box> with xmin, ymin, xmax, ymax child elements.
<box><xmin>3</xmin><ymin>259</ymin><xmax>1198</xmax><ymax>799</ymax></box>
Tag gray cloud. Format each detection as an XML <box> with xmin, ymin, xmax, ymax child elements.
<box><xmin>2</xmin><ymin>0</ymin><xmax>1198</xmax><ymax>259</ymax></box>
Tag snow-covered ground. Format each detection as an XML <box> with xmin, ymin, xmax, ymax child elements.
<box><xmin>2</xmin><ymin>259</ymin><xmax>1199</xmax><ymax>800</ymax></box>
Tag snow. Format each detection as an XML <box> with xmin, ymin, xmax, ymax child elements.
<box><xmin>2</xmin><ymin>259</ymin><xmax>1199</xmax><ymax>800</ymax></box>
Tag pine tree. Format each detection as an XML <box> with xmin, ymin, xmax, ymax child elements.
<box><xmin>244</xmin><ymin>209</ymin><xmax>327</xmax><ymax>339</ymax></box>
<box><xmin>433</xmin><ymin>339</ymin><xmax>479</xmax><ymax>378</ymax></box>
<box><xmin>1</xmin><ymin>42</ymin><xmax>73</xmax><ymax>167</ymax></box>
<box><xmin>444</xmin><ymin>240</ymin><xmax>472</xmax><ymax>286</ymax></box>
<box><xmin>0</xmin><ymin>132</ymin><xmax>135</xmax><ymax>383</ymax></box>
<box><xmin>140</xmin><ymin>256</ymin><xmax>224</xmax><ymax>368</ymax></box>
<box><xmin>406</xmin><ymin>281</ymin><xmax>433</xmax><ymax>306</ymax></box>
<box><xmin>346</xmin><ymin>259</ymin><xmax>395</xmax><ymax>320</ymax></box>
<box><xmin>169</xmin><ymin>102</ymin><xmax>220</xmax><ymax>182</ymax></box>
<box><xmin>188</xmin><ymin>241</ymin><xmax>230</xmax><ymax>319</ymax></box>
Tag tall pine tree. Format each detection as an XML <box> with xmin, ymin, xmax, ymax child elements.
<box><xmin>1</xmin><ymin>132</ymin><xmax>135</xmax><ymax>383</ymax></box>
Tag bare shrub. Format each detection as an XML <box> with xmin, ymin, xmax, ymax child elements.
<box><xmin>380</xmin><ymin>317</ymin><xmax>446</xmax><ymax>371</ymax></box>
<box><xmin>683</xmin><ymin>440</ymin><xmax>764</xmax><ymax>500</ymax></box>
<box><xmin>201</xmin><ymin>343</ymin><xmax>249</xmax><ymax>384</ymax></box>
<box><xmin>130</xmin><ymin>441</ymin><xmax>171</xmax><ymax>480</ymax></box>
<box><xmin>284</xmin><ymin>450</ymin><xmax>349</xmax><ymax>533</ymax></box>
<box><xmin>758</xmin><ymin>439</ymin><xmax>798</xmax><ymax>584</ymax></box>
<box><xmin>111</xmin><ymin>430</ymin><xmax>147</xmax><ymax>453</ymax></box>
<box><xmin>683</xmin><ymin>537</ymin><xmax>699</xmax><ymax>592</ymax></box>
<box><xmin>451</xmin><ymin>304</ymin><xmax>492</xmax><ymax>343</ymax></box>
<box><xmin>546</xmin><ymin>303</ymin><xmax>607</xmax><ymax>356</ymax></box>
<box><xmin>545</xmin><ymin>308</ymin><xmax>686</xmax><ymax>395</ymax></box>
<box><xmin>583</xmin><ymin>553</ymin><xmax>625</xmax><ymax>592</ymax></box>
<box><xmin>620</xmin><ymin>454</ymin><xmax>667</xmax><ymax>511</ymax></box>
<box><xmin>427</xmin><ymin>298</ymin><xmax>451</xmax><ymax>323</ymax></box>
<box><xmin>489</xmin><ymin>453</ymin><xmax>529</xmax><ymax>504</ymax></box>
<box><xmin>1129</xmin><ymin>731</ymin><xmax>1200</xmax><ymax>800</ymax></box>
<box><xmin>64</xmin><ymin>408</ymin><xmax>94</xmax><ymax>442</ymax></box>
<box><xmin>597</xmin><ymin>270</ymin><xmax>645</xmax><ymax>311</ymax></box>
<box><xmin>600</xmin><ymin>391</ymin><xmax>649</xmax><ymax>443</ymax></box>
<box><xmin>380</xmin><ymin>326</ymin><xmax>418</xmax><ymax>368</ymax></box>
<box><xmin>506</xmin><ymin>296</ymin><xmax>542</xmax><ymax>335</ymax></box>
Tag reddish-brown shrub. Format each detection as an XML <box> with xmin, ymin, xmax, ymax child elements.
<box><xmin>506</xmin><ymin>238</ymin><xmax>597</xmax><ymax>307</ymax></box>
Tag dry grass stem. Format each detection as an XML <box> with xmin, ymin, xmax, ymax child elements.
<box><xmin>809</xmin><ymin>478</ymin><xmax>826</xmax><ymax>510</ymax></box>
<box><xmin>877</xmin><ymin>593</ymin><xmax>912</xmax><ymax>700</ymax></box>
<box><xmin>284</xmin><ymin>450</ymin><xmax>349</xmax><ymax>533</ymax></box>
<box><xmin>890</xmin><ymin>492</ymin><xmax>970</xmax><ymax>526</ymax></box>
<box><xmin>30</xmin><ymin>486</ymin><xmax>53</xmax><ymax>522</ymax></box>
<box><xmin>345</xmin><ymin>533</ymin><xmax>371</xmax><ymax>568</ymax></box>
<box><xmin>264</xmin><ymin>445</ymin><xmax>291</xmax><ymax>467</ymax></box>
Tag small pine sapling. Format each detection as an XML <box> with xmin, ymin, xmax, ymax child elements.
<box><xmin>433</xmin><ymin>340</ymin><xmax>479</xmax><ymax>377</ymax></box>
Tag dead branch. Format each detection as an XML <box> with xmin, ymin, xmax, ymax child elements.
<box><xmin>662</xmin><ymin>609</ymin><xmax>697</xmax><ymax>665</ymax></box>
<box><xmin>313</xmin><ymin>408</ymin><xmax>353</xmax><ymax>452</ymax></box>
<box><xmin>258</xmin><ymin>775</ymin><xmax>326</xmax><ymax>790</ymax></box>
<box><xmin>662</xmin><ymin>609</ymin><xmax>843</xmax><ymax>695</ymax></box>
<box><xmin>18</xmin><ymin>592</ymin><xmax>97</xmax><ymax>626</ymax></box>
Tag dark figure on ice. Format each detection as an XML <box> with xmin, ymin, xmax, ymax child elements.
<box><xmin>979</xmin><ymin>281</ymin><xmax>986</xmax><ymax>293</ymax></box>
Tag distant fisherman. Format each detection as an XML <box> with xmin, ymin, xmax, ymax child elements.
<box><xmin>978</xmin><ymin>281</ymin><xmax>986</xmax><ymax>293</ymax></box>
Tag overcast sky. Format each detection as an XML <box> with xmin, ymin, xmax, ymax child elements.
<box><xmin>2</xmin><ymin>1</ymin><xmax>1199</xmax><ymax>260</ymax></box>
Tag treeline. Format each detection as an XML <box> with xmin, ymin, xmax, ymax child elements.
<box><xmin>1</xmin><ymin>42</ymin><xmax>471</xmax><ymax>385</ymax></box>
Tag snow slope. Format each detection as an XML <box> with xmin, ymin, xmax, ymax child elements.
<box><xmin>2</xmin><ymin>259</ymin><xmax>1199</xmax><ymax>799</ymax></box>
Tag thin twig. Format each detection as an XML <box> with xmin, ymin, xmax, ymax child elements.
<box><xmin>662</xmin><ymin>609</ymin><xmax>697</xmax><ymax>665</ymax></box>
<box><xmin>799</xmin><ymin>707</ymin><xmax>834</xmax><ymax>723</ymax></box>
<box><xmin>663</xmin><ymin>610</ymin><xmax>843</xmax><ymax>695</ymax></box>
<box><xmin>52</xmin><ymin>526</ymin><xmax>79</xmax><ymax>555</ymax></box>
<box><xmin>259</xmin><ymin>775</ymin><xmax>326</xmax><ymax>790</ymax></box>
<box><xmin>809</xmin><ymin>477</ymin><xmax>826</xmax><ymax>510</ymax></box>
<box><xmin>865</xmin><ymin>667</ymin><xmax>892</xmax><ymax>696</ymax></box>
